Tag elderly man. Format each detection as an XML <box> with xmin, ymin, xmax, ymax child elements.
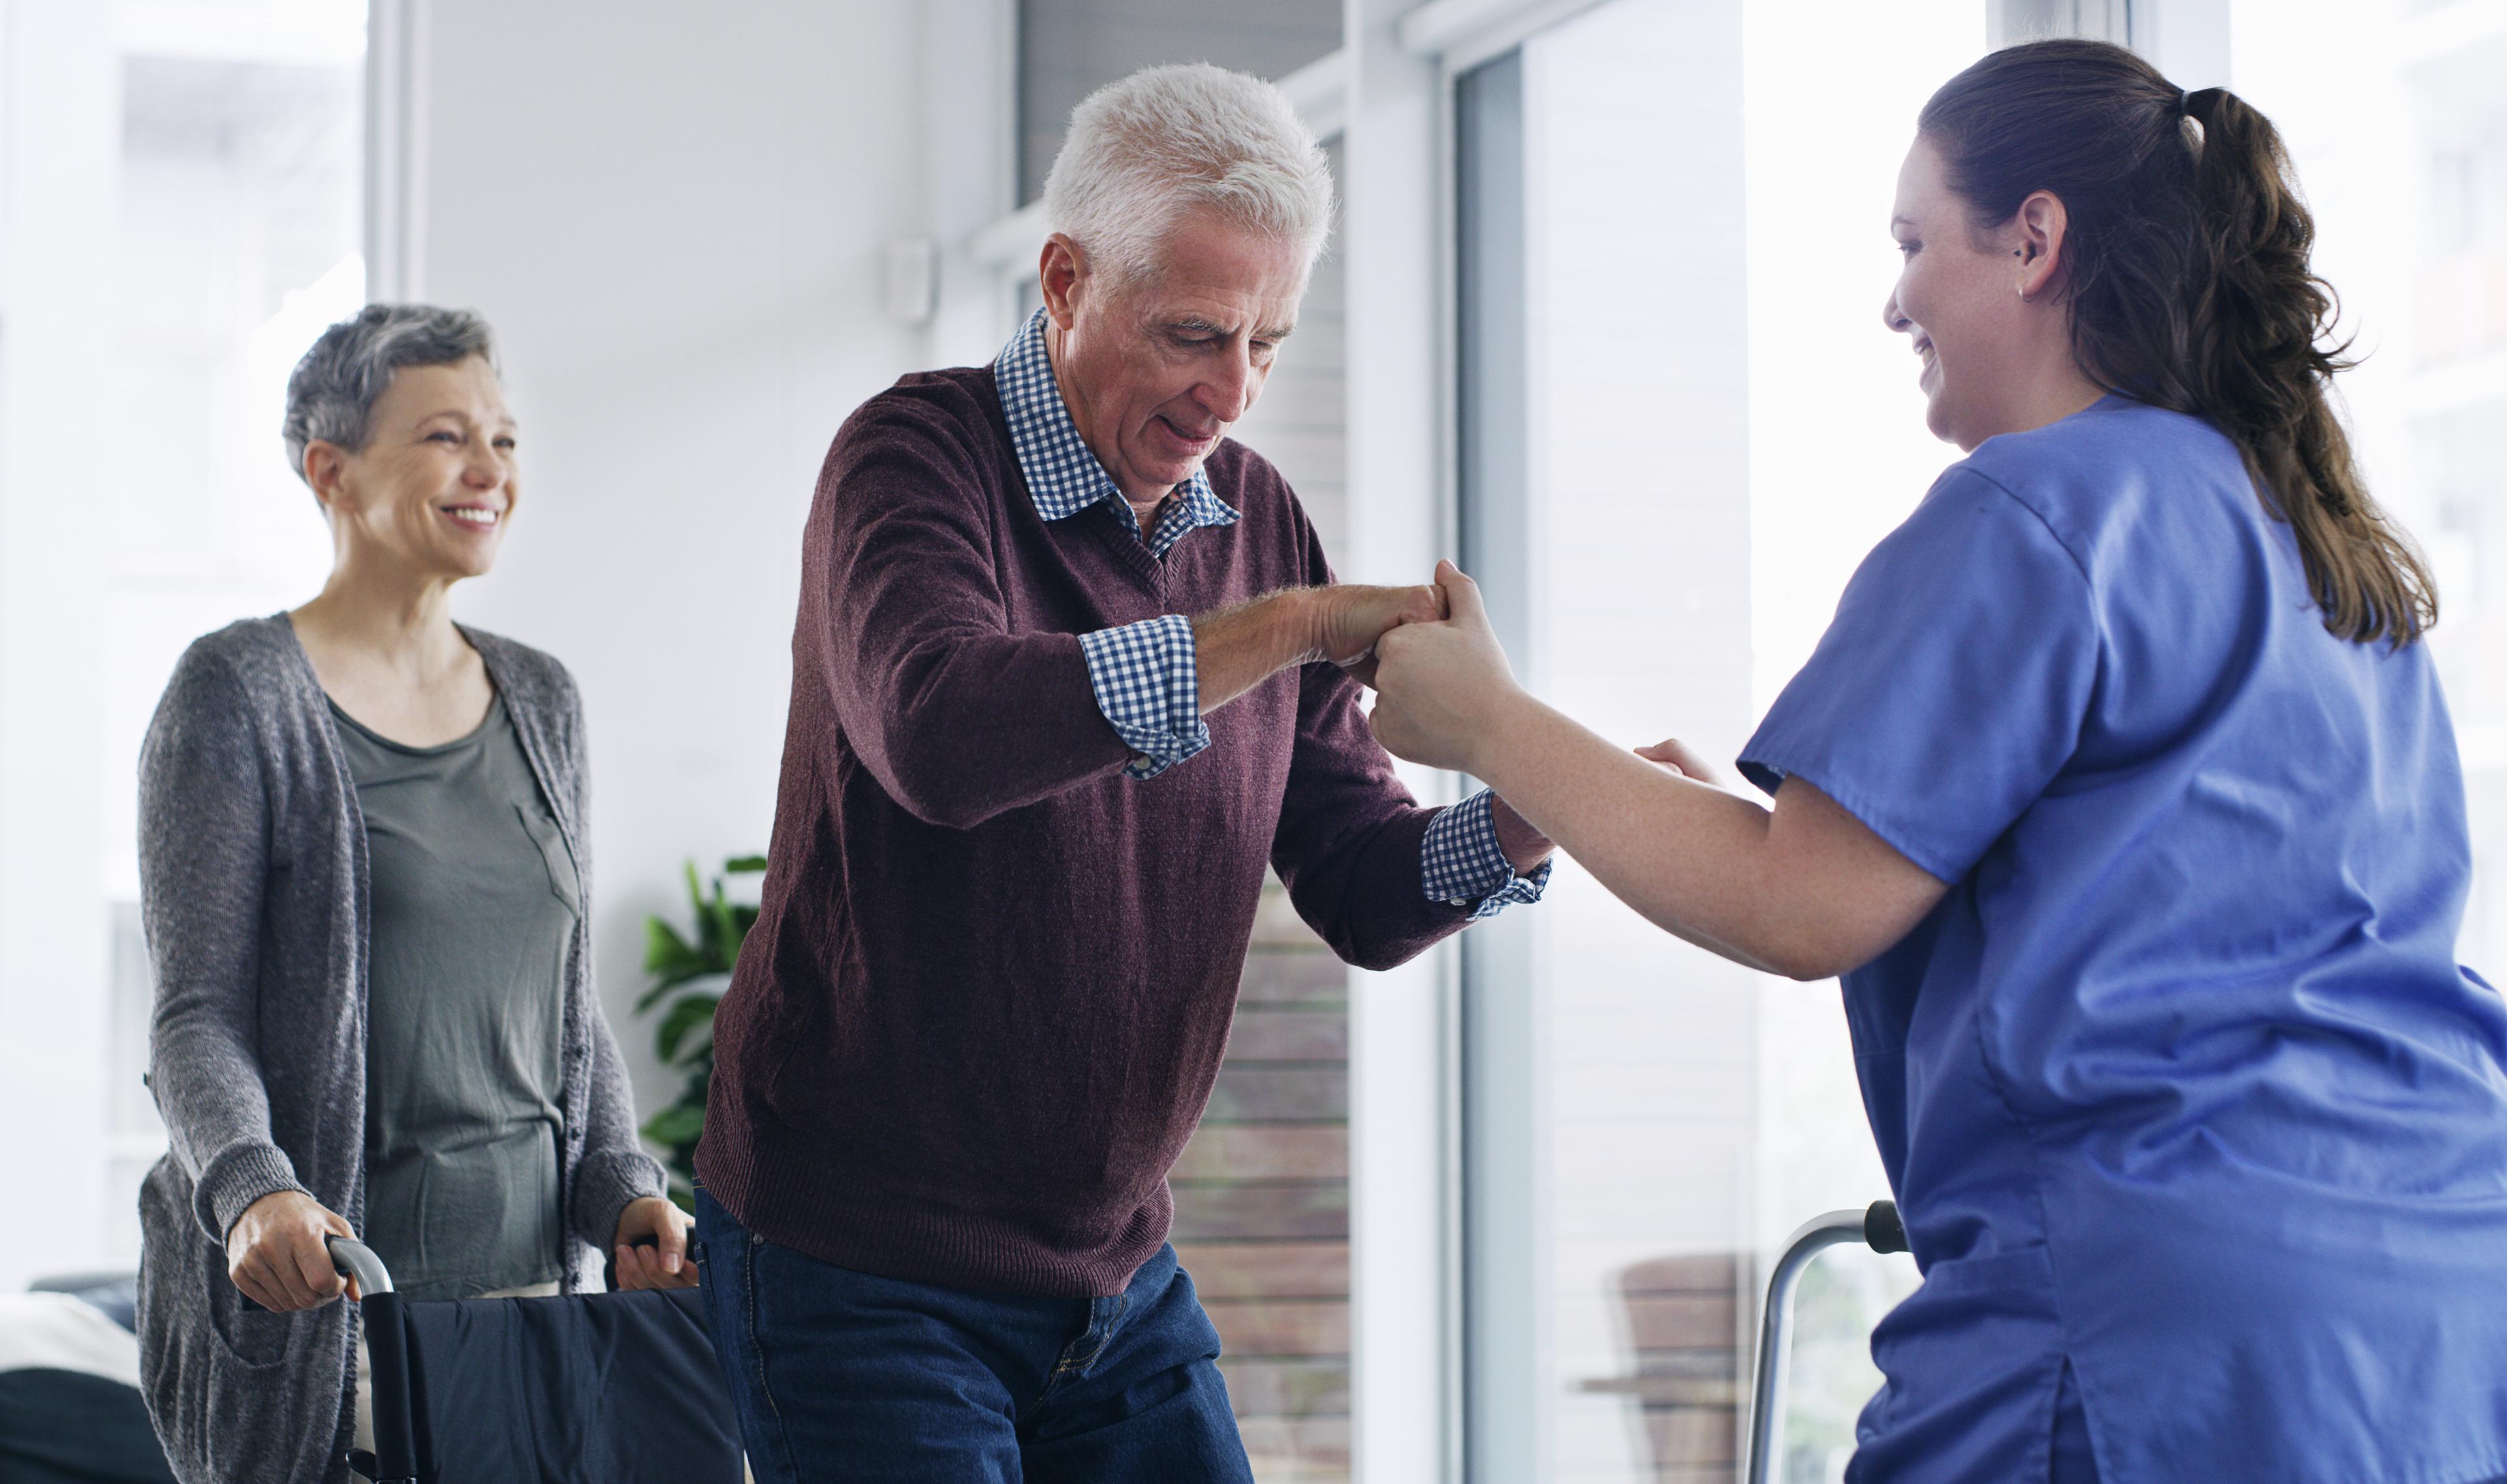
<box><xmin>693</xmin><ymin>63</ymin><xmax>1549</xmax><ymax>1481</ymax></box>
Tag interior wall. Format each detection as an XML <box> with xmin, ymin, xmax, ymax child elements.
<box><xmin>409</xmin><ymin>0</ymin><xmax>930</xmax><ymax>1118</ymax></box>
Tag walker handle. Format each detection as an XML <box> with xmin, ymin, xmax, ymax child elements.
<box><xmin>1745</xmin><ymin>1200</ymin><xmax>1910</xmax><ymax>1484</ymax></box>
<box><xmin>326</xmin><ymin>1235</ymin><xmax>415</xmax><ymax>1482</ymax></box>
<box><xmin>325</xmin><ymin>1234</ymin><xmax>394</xmax><ymax>1296</ymax></box>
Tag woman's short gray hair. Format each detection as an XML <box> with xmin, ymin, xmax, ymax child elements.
<box><xmin>1042</xmin><ymin>63</ymin><xmax>1335</xmax><ymax>292</ymax></box>
<box><xmin>281</xmin><ymin>304</ymin><xmax>496</xmax><ymax>481</ymax></box>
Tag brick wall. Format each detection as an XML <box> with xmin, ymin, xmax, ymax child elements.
<box><xmin>1173</xmin><ymin>880</ymin><xmax>1353</xmax><ymax>1483</ymax></box>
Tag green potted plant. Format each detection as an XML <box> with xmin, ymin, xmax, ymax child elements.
<box><xmin>637</xmin><ymin>854</ymin><xmax>764</xmax><ymax>1203</ymax></box>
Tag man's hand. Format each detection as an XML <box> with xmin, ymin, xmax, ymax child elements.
<box><xmin>227</xmin><ymin>1190</ymin><xmax>356</xmax><ymax>1312</ymax></box>
<box><xmin>1369</xmin><ymin>561</ymin><xmax>1530</xmax><ymax>775</ymax></box>
<box><xmin>614</xmin><ymin>1196</ymin><xmax>699</xmax><ymax>1290</ymax></box>
<box><xmin>1310</xmin><ymin>583</ymin><xmax>1447</xmax><ymax>688</ymax></box>
<box><xmin>1195</xmin><ymin>582</ymin><xmax>1446</xmax><ymax>714</ymax></box>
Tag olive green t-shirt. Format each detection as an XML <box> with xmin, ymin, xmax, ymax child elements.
<box><xmin>332</xmin><ymin>693</ymin><xmax>574</xmax><ymax>1301</ymax></box>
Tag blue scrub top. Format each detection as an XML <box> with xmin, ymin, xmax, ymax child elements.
<box><xmin>1741</xmin><ymin>398</ymin><xmax>2507</xmax><ymax>1484</ymax></box>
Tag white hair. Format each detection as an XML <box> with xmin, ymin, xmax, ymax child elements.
<box><xmin>1042</xmin><ymin>63</ymin><xmax>1335</xmax><ymax>291</ymax></box>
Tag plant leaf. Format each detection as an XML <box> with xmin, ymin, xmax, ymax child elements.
<box><xmin>641</xmin><ymin>1101</ymin><xmax>706</xmax><ymax>1150</ymax></box>
<box><xmin>637</xmin><ymin>852</ymin><xmax>764</xmax><ymax>1069</ymax></box>
<box><xmin>642</xmin><ymin>917</ymin><xmax>704</xmax><ymax>975</ymax></box>
<box><xmin>708</xmin><ymin>897</ymin><xmax>745</xmax><ymax>968</ymax></box>
<box><xmin>656</xmin><ymin>992</ymin><xmax>720</xmax><ymax>1062</ymax></box>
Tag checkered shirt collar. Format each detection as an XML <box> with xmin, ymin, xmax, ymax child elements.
<box><xmin>992</xmin><ymin>309</ymin><xmax>1240</xmax><ymax>542</ymax></box>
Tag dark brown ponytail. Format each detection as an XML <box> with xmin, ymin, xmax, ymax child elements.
<box><xmin>1919</xmin><ymin>40</ymin><xmax>2435</xmax><ymax>646</ymax></box>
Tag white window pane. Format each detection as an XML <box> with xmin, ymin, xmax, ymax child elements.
<box><xmin>98</xmin><ymin>0</ymin><xmax>366</xmax><ymax>1267</ymax></box>
<box><xmin>2229</xmin><ymin>1</ymin><xmax>2507</xmax><ymax>973</ymax></box>
<box><xmin>1466</xmin><ymin>2</ymin><xmax>1979</xmax><ymax>1478</ymax></box>
<box><xmin>1739</xmin><ymin>5</ymin><xmax>1981</xmax><ymax>1477</ymax></box>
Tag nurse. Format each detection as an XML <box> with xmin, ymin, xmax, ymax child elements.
<box><xmin>1370</xmin><ymin>37</ymin><xmax>2507</xmax><ymax>1484</ymax></box>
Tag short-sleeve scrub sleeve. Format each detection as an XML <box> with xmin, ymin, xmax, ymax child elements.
<box><xmin>1739</xmin><ymin>467</ymin><xmax>2100</xmax><ymax>885</ymax></box>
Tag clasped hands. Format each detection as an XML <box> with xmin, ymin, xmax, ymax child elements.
<box><xmin>1336</xmin><ymin>561</ymin><xmax>1726</xmax><ymax>799</ymax></box>
<box><xmin>1322</xmin><ymin>560</ymin><xmax>1525</xmax><ymax>778</ymax></box>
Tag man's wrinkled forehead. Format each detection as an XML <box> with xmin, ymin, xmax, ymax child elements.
<box><xmin>1107</xmin><ymin>210</ymin><xmax>1308</xmax><ymax>331</ymax></box>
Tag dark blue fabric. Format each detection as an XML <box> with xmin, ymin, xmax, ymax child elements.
<box><xmin>0</xmin><ymin>1369</ymin><xmax>175</xmax><ymax>1483</ymax></box>
<box><xmin>1742</xmin><ymin>398</ymin><xmax>2507</xmax><ymax>1483</ymax></box>
<box><xmin>693</xmin><ymin>1188</ymin><xmax>1254</xmax><ymax>1483</ymax></box>
<box><xmin>383</xmin><ymin>1286</ymin><xmax>741</xmax><ymax>1483</ymax></box>
<box><xmin>2050</xmin><ymin>1365</ymin><xmax>2096</xmax><ymax>1484</ymax></box>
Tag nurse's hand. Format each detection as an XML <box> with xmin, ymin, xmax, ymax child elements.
<box><xmin>227</xmin><ymin>1190</ymin><xmax>358</xmax><ymax>1311</ymax></box>
<box><xmin>1634</xmin><ymin>736</ymin><xmax>1739</xmax><ymax>793</ymax></box>
<box><xmin>1371</xmin><ymin>561</ymin><xmax>1530</xmax><ymax>776</ymax></box>
<box><xmin>614</xmin><ymin>1196</ymin><xmax>699</xmax><ymax>1290</ymax></box>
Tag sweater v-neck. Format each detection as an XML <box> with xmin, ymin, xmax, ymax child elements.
<box><xmin>1088</xmin><ymin>501</ymin><xmax>1168</xmax><ymax>596</ymax></box>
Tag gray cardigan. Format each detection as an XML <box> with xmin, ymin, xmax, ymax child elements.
<box><xmin>133</xmin><ymin>615</ymin><xmax>667</xmax><ymax>1484</ymax></box>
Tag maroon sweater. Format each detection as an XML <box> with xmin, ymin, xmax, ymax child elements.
<box><xmin>697</xmin><ymin>366</ymin><xmax>1474</xmax><ymax>1297</ymax></box>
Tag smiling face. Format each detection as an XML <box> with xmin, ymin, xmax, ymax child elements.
<box><xmin>1884</xmin><ymin>136</ymin><xmax>2075</xmax><ymax>451</ymax></box>
<box><xmin>1040</xmin><ymin>209</ymin><xmax>1306</xmax><ymax>505</ymax></box>
<box><xmin>309</xmin><ymin>355</ymin><xmax>518</xmax><ymax>582</ymax></box>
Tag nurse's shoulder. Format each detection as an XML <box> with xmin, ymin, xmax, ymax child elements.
<box><xmin>1949</xmin><ymin>396</ymin><xmax>2265</xmax><ymax>593</ymax></box>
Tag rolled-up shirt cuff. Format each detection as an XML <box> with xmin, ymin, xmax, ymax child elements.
<box><xmin>1421</xmin><ymin>789</ymin><xmax>1552</xmax><ymax>921</ymax></box>
<box><xmin>1077</xmin><ymin>614</ymin><xmax>1211</xmax><ymax>781</ymax></box>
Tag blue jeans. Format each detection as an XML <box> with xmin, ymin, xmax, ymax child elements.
<box><xmin>693</xmin><ymin>1188</ymin><xmax>1255</xmax><ymax>1483</ymax></box>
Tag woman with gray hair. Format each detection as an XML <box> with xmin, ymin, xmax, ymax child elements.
<box><xmin>133</xmin><ymin>304</ymin><xmax>691</xmax><ymax>1483</ymax></box>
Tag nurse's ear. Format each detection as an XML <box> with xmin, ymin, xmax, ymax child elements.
<box><xmin>2008</xmin><ymin>189</ymin><xmax>2072</xmax><ymax>303</ymax></box>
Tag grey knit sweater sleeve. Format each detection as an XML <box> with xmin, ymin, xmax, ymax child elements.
<box><xmin>139</xmin><ymin>643</ymin><xmax>312</xmax><ymax>1244</ymax></box>
<box><xmin>573</xmin><ymin>1009</ymin><xmax>661</xmax><ymax>1250</ymax></box>
<box><xmin>546</xmin><ymin>675</ymin><xmax>668</xmax><ymax>1250</ymax></box>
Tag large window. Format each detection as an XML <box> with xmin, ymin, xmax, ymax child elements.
<box><xmin>1741</xmin><ymin>5</ymin><xmax>1987</xmax><ymax>1478</ymax></box>
<box><xmin>1454</xmin><ymin>4</ymin><xmax>1763</xmax><ymax>1479</ymax></box>
<box><xmin>1455</xmin><ymin>2</ymin><xmax>1979</xmax><ymax>1479</ymax></box>
<box><xmin>2229</xmin><ymin>0</ymin><xmax>2507</xmax><ymax>976</ymax></box>
<box><xmin>99</xmin><ymin>0</ymin><xmax>366</xmax><ymax>1267</ymax></box>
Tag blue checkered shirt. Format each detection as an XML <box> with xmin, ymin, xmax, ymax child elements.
<box><xmin>994</xmin><ymin>309</ymin><xmax>1545</xmax><ymax>917</ymax></box>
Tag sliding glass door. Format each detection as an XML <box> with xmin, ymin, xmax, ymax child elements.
<box><xmin>1455</xmin><ymin>5</ymin><xmax>1761</xmax><ymax>1479</ymax></box>
<box><xmin>1452</xmin><ymin>2</ymin><xmax>1979</xmax><ymax>1479</ymax></box>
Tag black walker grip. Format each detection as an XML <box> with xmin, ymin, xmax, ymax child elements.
<box><xmin>326</xmin><ymin>1235</ymin><xmax>418</xmax><ymax>1484</ymax></box>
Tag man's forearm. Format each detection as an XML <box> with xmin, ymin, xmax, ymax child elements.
<box><xmin>1193</xmin><ymin>589</ymin><xmax>1323</xmax><ymax>714</ymax></box>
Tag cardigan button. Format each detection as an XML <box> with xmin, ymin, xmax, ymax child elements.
<box><xmin>1447</xmin><ymin>898</ymin><xmax>1470</xmax><ymax>908</ymax></box>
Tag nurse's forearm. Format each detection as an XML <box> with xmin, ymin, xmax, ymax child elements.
<box><xmin>1463</xmin><ymin>695</ymin><xmax>1942</xmax><ymax>980</ymax></box>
